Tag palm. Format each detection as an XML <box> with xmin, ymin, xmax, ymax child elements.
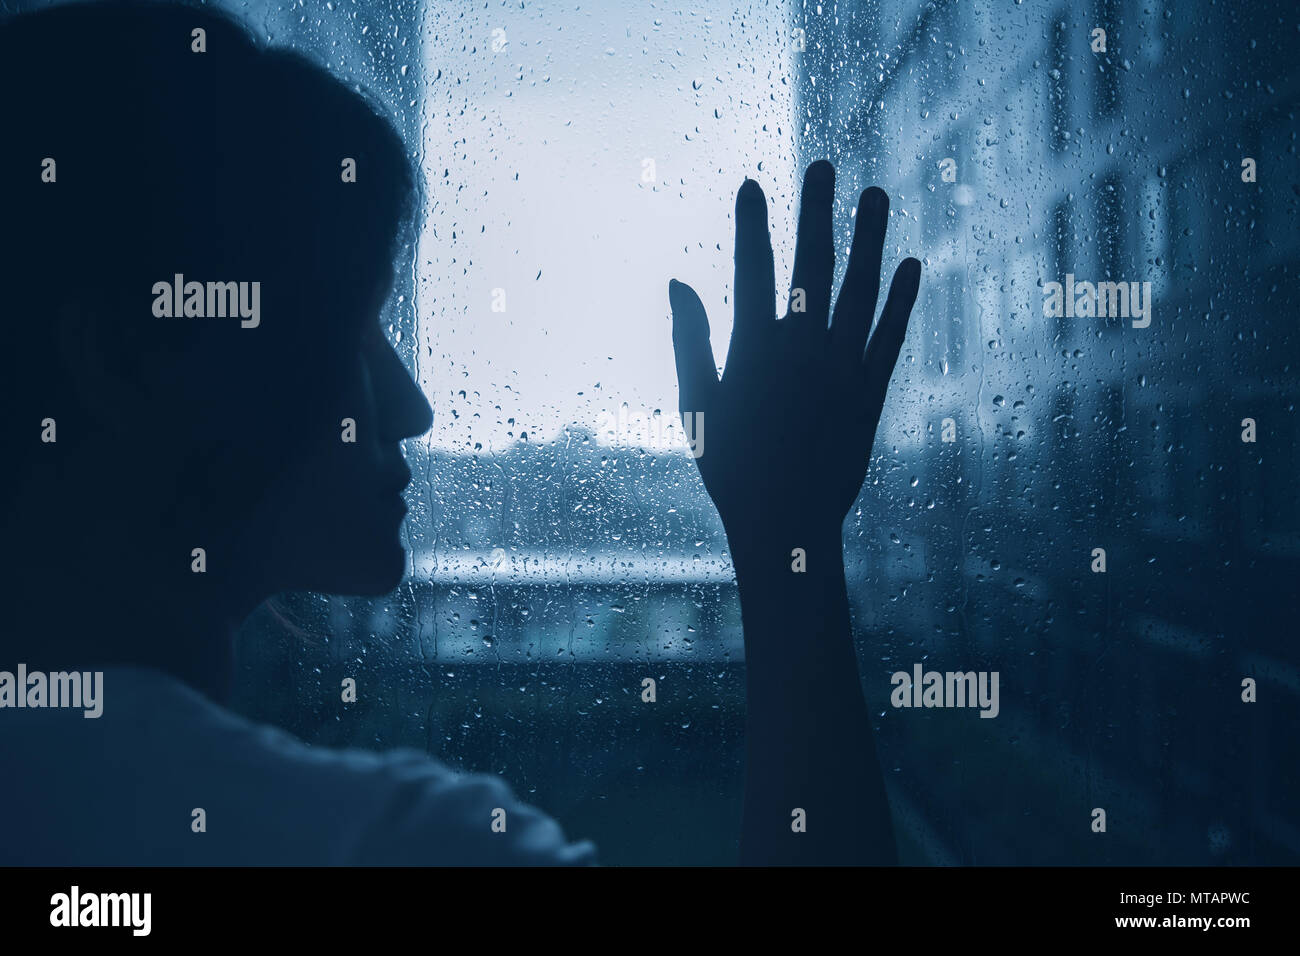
<box><xmin>700</xmin><ymin>327</ymin><xmax>869</xmax><ymax>530</ymax></box>
<box><xmin>669</xmin><ymin>161</ymin><xmax>921</xmax><ymax>543</ymax></box>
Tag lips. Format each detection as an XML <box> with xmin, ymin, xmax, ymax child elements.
<box><xmin>380</xmin><ymin>491</ymin><xmax>409</xmax><ymax>521</ymax></box>
<box><xmin>380</xmin><ymin>461</ymin><xmax>412</xmax><ymax>496</ymax></box>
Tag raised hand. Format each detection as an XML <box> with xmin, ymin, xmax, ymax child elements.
<box><xmin>668</xmin><ymin>160</ymin><xmax>920</xmax><ymax>554</ymax></box>
<box><xmin>667</xmin><ymin>160</ymin><xmax>920</xmax><ymax>865</ymax></box>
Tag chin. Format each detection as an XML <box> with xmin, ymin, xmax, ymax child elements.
<box><xmin>358</xmin><ymin>543</ymin><xmax>409</xmax><ymax>595</ymax></box>
<box><xmin>314</xmin><ymin>540</ymin><xmax>409</xmax><ymax>596</ymax></box>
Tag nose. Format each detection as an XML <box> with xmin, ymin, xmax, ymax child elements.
<box><xmin>375</xmin><ymin>339</ymin><xmax>434</xmax><ymax>442</ymax></box>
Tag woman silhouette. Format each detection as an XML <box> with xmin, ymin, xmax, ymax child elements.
<box><xmin>0</xmin><ymin>1</ymin><xmax>599</xmax><ymax>865</ymax></box>
<box><xmin>0</xmin><ymin>1</ymin><xmax>919</xmax><ymax>866</ymax></box>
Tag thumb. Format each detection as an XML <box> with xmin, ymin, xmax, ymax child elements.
<box><xmin>668</xmin><ymin>278</ymin><xmax>718</xmax><ymax>418</ymax></box>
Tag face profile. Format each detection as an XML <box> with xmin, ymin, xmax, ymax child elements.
<box><xmin>2</xmin><ymin>5</ymin><xmax>434</xmax><ymax>590</ymax></box>
<box><xmin>260</xmin><ymin>276</ymin><xmax>431</xmax><ymax>599</ymax></box>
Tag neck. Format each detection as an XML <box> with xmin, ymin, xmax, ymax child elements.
<box><xmin>3</xmin><ymin>507</ymin><xmax>267</xmax><ymax>705</ymax></box>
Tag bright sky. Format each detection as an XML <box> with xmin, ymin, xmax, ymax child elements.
<box><xmin>415</xmin><ymin>2</ymin><xmax>798</xmax><ymax>453</ymax></box>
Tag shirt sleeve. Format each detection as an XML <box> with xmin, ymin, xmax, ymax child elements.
<box><xmin>342</xmin><ymin>748</ymin><xmax>600</xmax><ymax>866</ymax></box>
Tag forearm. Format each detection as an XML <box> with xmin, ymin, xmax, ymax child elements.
<box><xmin>732</xmin><ymin>523</ymin><xmax>898</xmax><ymax>865</ymax></box>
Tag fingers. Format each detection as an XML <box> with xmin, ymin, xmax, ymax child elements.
<box><xmin>831</xmin><ymin>186</ymin><xmax>889</xmax><ymax>362</ymax></box>
<box><xmin>668</xmin><ymin>278</ymin><xmax>718</xmax><ymax>416</ymax></box>
<box><xmin>862</xmin><ymin>257</ymin><xmax>921</xmax><ymax>414</ymax></box>
<box><xmin>728</xmin><ymin>177</ymin><xmax>775</xmax><ymax>379</ymax></box>
<box><xmin>789</xmin><ymin>159</ymin><xmax>835</xmax><ymax>333</ymax></box>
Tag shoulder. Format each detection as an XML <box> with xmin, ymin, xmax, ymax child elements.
<box><xmin>343</xmin><ymin>752</ymin><xmax>599</xmax><ymax>866</ymax></box>
<box><xmin>111</xmin><ymin>666</ymin><xmax>600</xmax><ymax>866</ymax></box>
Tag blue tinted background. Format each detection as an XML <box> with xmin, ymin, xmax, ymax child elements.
<box><xmin>11</xmin><ymin>0</ymin><xmax>1294</xmax><ymax>864</ymax></box>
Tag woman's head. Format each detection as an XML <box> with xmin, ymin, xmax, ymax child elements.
<box><xmin>0</xmin><ymin>1</ymin><xmax>433</xmax><ymax>614</ymax></box>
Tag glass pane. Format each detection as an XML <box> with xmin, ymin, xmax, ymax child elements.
<box><xmin>168</xmin><ymin>0</ymin><xmax>1300</xmax><ymax>866</ymax></box>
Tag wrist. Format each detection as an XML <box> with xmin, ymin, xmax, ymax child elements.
<box><xmin>726</xmin><ymin>517</ymin><xmax>845</xmax><ymax>585</ymax></box>
<box><xmin>725</xmin><ymin>516</ymin><xmax>862</xmax><ymax>697</ymax></box>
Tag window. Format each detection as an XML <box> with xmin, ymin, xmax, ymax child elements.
<box><xmin>1091</xmin><ymin>0</ymin><xmax>1121</xmax><ymax>118</ymax></box>
<box><xmin>1094</xmin><ymin>169</ymin><xmax>1127</xmax><ymax>331</ymax></box>
<box><xmin>1047</xmin><ymin>16</ymin><xmax>1071</xmax><ymax>153</ymax></box>
<box><xmin>263</xmin><ymin>0</ymin><xmax>1293</xmax><ymax>869</ymax></box>
<box><xmin>1048</xmin><ymin>194</ymin><xmax>1076</xmax><ymax>338</ymax></box>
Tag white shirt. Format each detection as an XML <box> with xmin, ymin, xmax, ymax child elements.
<box><xmin>0</xmin><ymin>665</ymin><xmax>598</xmax><ymax>865</ymax></box>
